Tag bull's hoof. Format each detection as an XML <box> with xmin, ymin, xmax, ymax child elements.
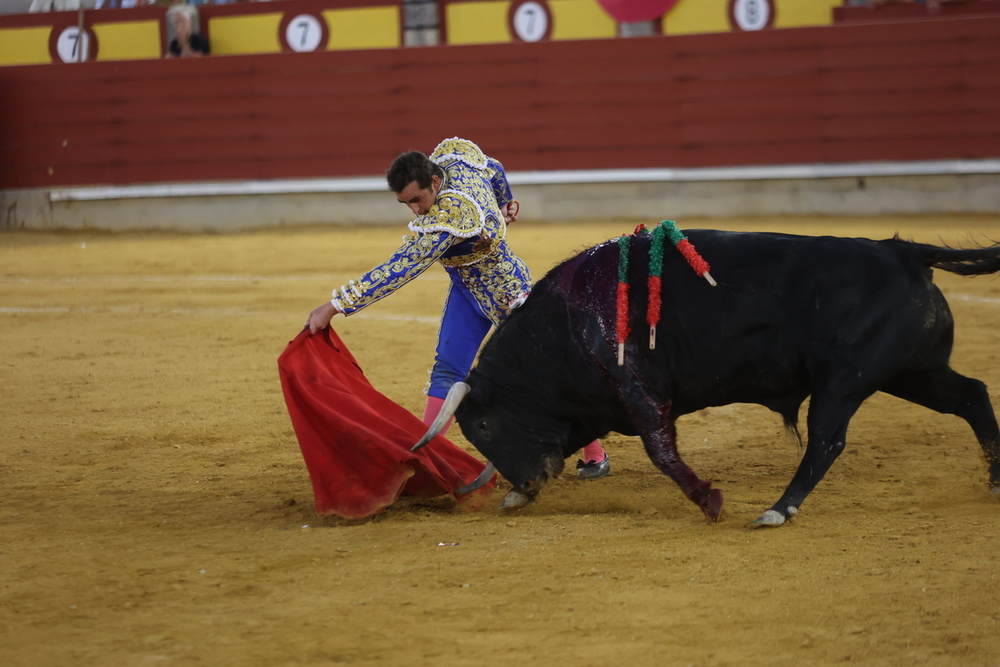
<box><xmin>692</xmin><ymin>487</ymin><xmax>723</xmax><ymax>523</ymax></box>
<box><xmin>500</xmin><ymin>490</ymin><xmax>533</xmax><ymax>509</ymax></box>
<box><xmin>751</xmin><ymin>510</ymin><xmax>786</xmax><ymax>527</ymax></box>
<box><xmin>990</xmin><ymin>485</ymin><xmax>1000</xmax><ymax>497</ymax></box>
<box><xmin>751</xmin><ymin>505</ymin><xmax>798</xmax><ymax>528</ymax></box>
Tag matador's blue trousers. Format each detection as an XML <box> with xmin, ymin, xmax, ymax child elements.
<box><xmin>427</xmin><ymin>278</ymin><xmax>494</xmax><ymax>399</ymax></box>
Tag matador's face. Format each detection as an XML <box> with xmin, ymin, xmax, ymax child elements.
<box><xmin>396</xmin><ymin>175</ymin><xmax>441</xmax><ymax>216</ymax></box>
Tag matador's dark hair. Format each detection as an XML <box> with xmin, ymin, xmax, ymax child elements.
<box><xmin>386</xmin><ymin>150</ymin><xmax>445</xmax><ymax>193</ymax></box>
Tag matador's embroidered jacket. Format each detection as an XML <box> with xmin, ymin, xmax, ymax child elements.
<box><xmin>330</xmin><ymin>138</ymin><xmax>532</xmax><ymax>325</ymax></box>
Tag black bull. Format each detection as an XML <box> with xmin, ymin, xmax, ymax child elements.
<box><xmin>415</xmin><ymin>230</ymin><xmax>1000</xmax><ymax>526</ymax></box>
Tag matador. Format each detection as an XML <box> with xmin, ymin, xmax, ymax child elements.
<box><xmin>305</xmin><ymin>138</ymin><xmax>610</xmax><ymax>480</ymax></box>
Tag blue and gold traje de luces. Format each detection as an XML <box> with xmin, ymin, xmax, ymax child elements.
<box><xmin>331</xmin><ymin>138</ymin><xmax>531</xmax><ymax>326</ymax></box>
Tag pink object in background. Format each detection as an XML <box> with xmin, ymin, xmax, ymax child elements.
<box><xmin>595</xmin><ymin>0</ymin><xmax>679</xmax><ymax>23</ymax></box>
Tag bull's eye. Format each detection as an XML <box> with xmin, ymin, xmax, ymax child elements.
<box><xmin>477</xmin><ymin>420</ymin><xmax>490</xmax><ymax>437</ymax></box>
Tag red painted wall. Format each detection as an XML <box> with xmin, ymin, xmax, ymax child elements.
<box><xmin>1</xmin><ymin>14</ymin><xmax>998</xmax><ymax>190</ymax></box>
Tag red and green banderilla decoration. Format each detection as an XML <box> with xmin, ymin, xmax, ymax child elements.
<box><xmin>616</xmin><ymin>220</ymin><xmax>716</xmax><ymax>365</ymax></box>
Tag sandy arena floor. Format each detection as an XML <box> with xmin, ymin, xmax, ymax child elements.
<box><xmin>2</xmin><ymin>216</ymin><xmax>1000</xmax><ymax>667</ymax></box>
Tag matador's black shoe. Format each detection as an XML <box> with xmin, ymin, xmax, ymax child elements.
<box><xmin>576</xmin><ymin>454</ymin><xmax>610</xmax><ymax>480</ymax></box>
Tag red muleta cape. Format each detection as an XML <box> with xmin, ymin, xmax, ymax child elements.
<box><xmin>278</xmin><ymin>327</ymin><xmax>495</xmax><ymax>519</ymax></box>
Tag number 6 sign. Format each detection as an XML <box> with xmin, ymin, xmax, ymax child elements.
<box><xmin>728</xmin><ymin>0</ymin><xmax>775</xmax><ymax>31</ymax></box>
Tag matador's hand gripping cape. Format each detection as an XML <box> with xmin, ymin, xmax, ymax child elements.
<box><xmin>330</xmin><ymin>138</ymin><xmax>532</xmax><ymax>325</ymax></box>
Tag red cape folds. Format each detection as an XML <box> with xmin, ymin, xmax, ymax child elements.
<box><xmin>278</xmin><ymin>327</ymin><xmax>495</xmax><ymax>519</ymax></box>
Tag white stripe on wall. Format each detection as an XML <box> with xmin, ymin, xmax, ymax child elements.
<box><xmin>47</xmin><ymin>159</ymin><xmax>1000</xmax><ymax>203</ymax></box>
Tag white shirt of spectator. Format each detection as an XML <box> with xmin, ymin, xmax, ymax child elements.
<box><xmin>93</xmin><ymin>0</ymin><xmax>141</xmax><ymax>8</ymax></box>
<box><xmin>31</xmin><ymin>0</ymin><xmax>81</xmax><ymax>10</ymax></box>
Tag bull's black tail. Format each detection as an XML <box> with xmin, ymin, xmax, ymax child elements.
<box><xmin>903</xmin><ymin>238</ymin><xmax>1000</xmax><ymax>276</ymax></box>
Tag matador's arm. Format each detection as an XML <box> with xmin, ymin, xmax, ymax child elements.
<box><xmin>332</xmin><ymin>231</ymin><xmax>457</xmax><ymax>315</ymax></box>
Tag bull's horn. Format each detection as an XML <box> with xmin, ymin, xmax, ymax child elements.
<box><xmin>455</xmin><ymin>462</ymin><xmax>496</xmax><ymax>494</ymax></box>
<box><xmin>411</xmin><ymin>382</ymin><xmax>471</xmax><ymax>452</ymax></box>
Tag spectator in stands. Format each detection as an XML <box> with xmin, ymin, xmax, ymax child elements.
<box><xmin>95</xmin><ymin>1</ymin><xmax>178</xmax><ymax>9</ymax></box>
<box><xmin>30</xmin><ymin>0</ymin><xmax>90</xmax><ymax>10</ymax></box>
<box><xmin>851</xmin><ymin>0</ymin><xmax>965</xmax><ymax>13</ymax></box>
<box><xmin>166</xmin><ymin>4</ymin><xmax>209</xmax><ymax>58</ymax></box>
<box><xmin>95</xmin><ymin>0</ymin><xmax>159</xmax><ymax>7</ymax></box>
